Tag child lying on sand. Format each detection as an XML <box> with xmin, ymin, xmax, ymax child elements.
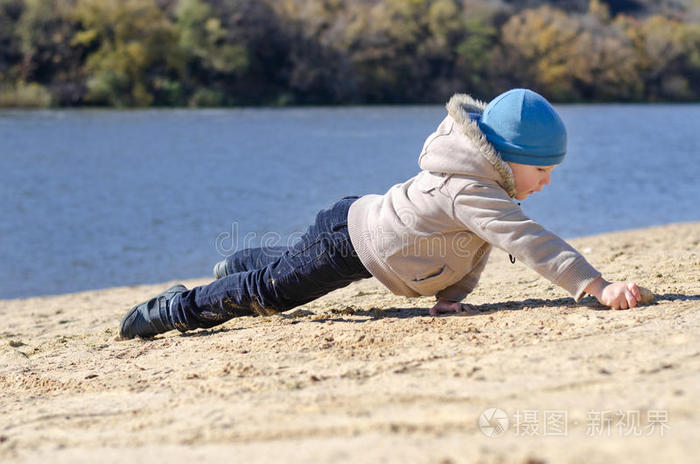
<box><xmin>120</xmin><ymin>89</ymin><xmax>642</xmax><ymax>339</ymax></box>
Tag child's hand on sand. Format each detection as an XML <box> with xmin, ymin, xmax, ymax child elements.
<box><xmin>586</xmin><ymin>277</ymin><xmax>642</xmax><ymax>310</ymax></box>
<box><xmin>430</xmin><ymin>299</ymin><xmax>474</xmax><ymax>315</ymax></box>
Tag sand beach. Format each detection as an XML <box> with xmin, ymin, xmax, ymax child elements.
<box><xmin>1</xmin><ymin>222</ymin><xmax>699</xmax><ymax>463</ymax></box>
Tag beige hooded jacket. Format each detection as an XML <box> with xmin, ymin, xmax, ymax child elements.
<box><xmin>347</xmin><ymin>94</ymin><xmax>601</xmax><ymax>302</ymax></box>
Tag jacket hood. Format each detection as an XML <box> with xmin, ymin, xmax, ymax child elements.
<box><xmin>418</xmin><ymin>93</ymin><xmax>517</xmax><ymax>198</ymax></box>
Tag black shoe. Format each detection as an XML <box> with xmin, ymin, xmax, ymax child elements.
<box><xmin>119</xmin><ymin>285</ymin><xmax>187</xmax><ymax>339</ymax></box>
<box><xmin>213</xmin><ymin>260</ymin><xmax>228</xmax><ymax>279</ymax></box>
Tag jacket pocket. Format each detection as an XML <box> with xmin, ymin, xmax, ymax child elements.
<box><xmin>407</xmin><ymin>264</ymin><xmax>457</xmax><ymax>296</ymax></box>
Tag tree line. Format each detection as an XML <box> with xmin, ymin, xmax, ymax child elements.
<box><xmin>1</xmin><ymin>0</ymin><xmax>699</xmax><ymax>107</ymax></box>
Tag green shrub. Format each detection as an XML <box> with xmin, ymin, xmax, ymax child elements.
<box><xmin>0</xmin><ymin>81</ymin><xmax>52</xmax><ymax>107</ymax></box>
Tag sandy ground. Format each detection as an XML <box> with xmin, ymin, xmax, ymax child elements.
<box><xmin>1</xmin><ymin>222</ymin><xmax>699</xmax><ymax>463</ymax></box>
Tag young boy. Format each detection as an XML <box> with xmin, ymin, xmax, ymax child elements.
<box><xmin>120</xmin><ymin>89</ymin><xmax>642</xmax><ymax>339</ymax></box>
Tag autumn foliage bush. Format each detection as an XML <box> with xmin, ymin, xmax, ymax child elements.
<box><xmin>0</xmin><ymin>0</ymin><xmax>698</xmax><ymax>106</ymax></box>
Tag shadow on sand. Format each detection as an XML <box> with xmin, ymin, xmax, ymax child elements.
<box><xmin>181</xmin><ymin>292</ymin><xmax>700</xmax><ymax>333</ymax></box>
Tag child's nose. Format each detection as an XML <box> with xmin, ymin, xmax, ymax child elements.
<box><xmin>542</xmin><ymin>173</ymin><xmax>551</xmax><ymax>185</ymax></box>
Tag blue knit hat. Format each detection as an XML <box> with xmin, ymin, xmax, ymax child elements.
<box><xmin>477</xmin><ymin>89</ymin><xmax>567</xmax><ymax>166</ymax></box>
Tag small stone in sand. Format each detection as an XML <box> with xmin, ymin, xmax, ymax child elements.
<box><xmin>639</xmin><ymin>286</ymin><xmax>655</xmax><ymax>305</ymax></box>
<box><xmin>288</xmin><ymin>309</ymin><xmax>313</xmax><ymax>318</ymax></box>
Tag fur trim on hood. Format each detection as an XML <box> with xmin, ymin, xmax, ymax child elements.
<box><xmin>444</xmin><ymin>94</ymin><xmax>517</xmax><ymax>198</ymax></box>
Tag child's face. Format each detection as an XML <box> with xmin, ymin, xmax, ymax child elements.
<box><xmin>506</xmin><ymin>162</ymin><xmax>556</xmax><ymax>201</ymax></box>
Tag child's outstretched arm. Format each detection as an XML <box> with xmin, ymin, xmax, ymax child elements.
<box><xmin>585</xmin><ymin>276</ymin><xmax>642</xmax><ymax>310</ymax></box>
<box><xmin>450</xmin><ymin>181</ymin><xmax>645</xmax><ymax>310</ymax></box>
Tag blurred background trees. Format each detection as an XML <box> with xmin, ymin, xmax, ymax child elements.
<box><xmin>0</xmin><ymin>0</ymin><xmax>698</xmax><ymax>106</ymax></box>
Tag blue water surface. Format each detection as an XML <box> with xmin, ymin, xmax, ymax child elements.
<box><xmin>1</xmin><ymin>104</ymin><xmax>698</xmax><ymax>298</ymax></box>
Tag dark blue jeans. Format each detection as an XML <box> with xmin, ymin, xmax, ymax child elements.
<box><xmin>170</xmin><ymin>196</ymin><xmax>371</xmax><ymax>330</ymax></box>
